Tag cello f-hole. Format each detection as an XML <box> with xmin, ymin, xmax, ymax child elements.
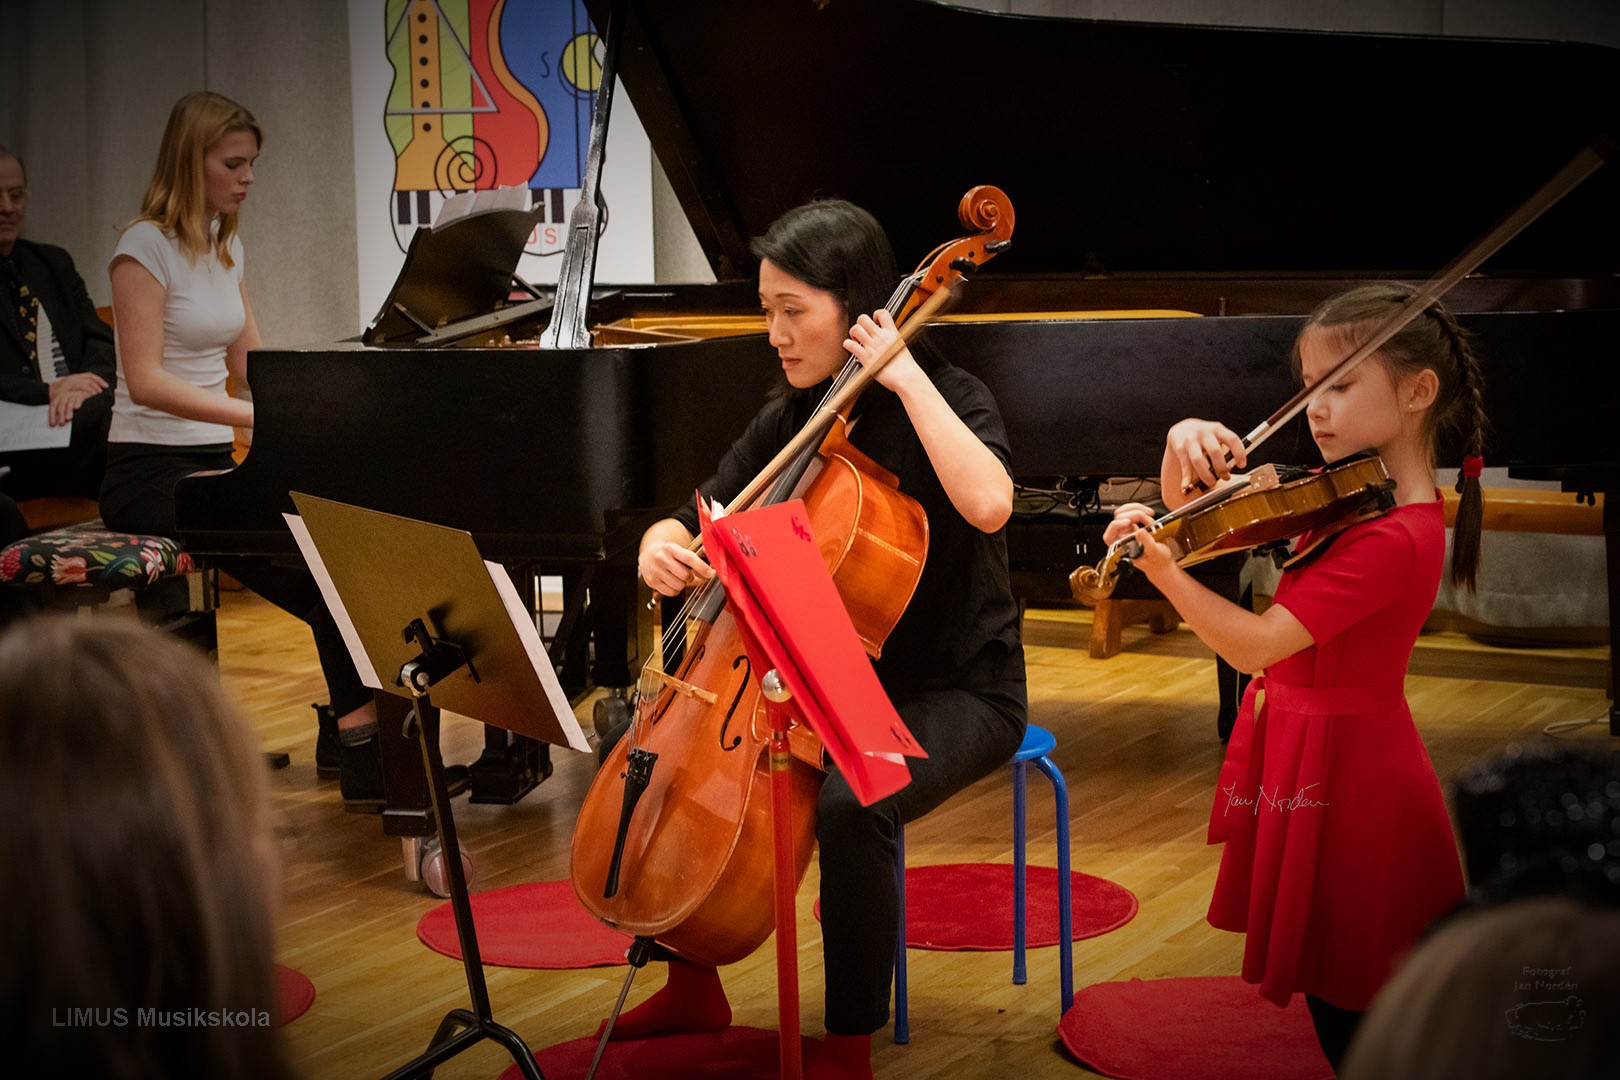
<box><xmin>717</xmin><ymin>653</ymin><xmax>751</xmax><ymax>752</ymax></box>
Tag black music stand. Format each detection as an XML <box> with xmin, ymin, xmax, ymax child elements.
<box><xmin>286</xmin><ymin>492</ymin><xmax>589</xmax><ymax>1080</ymax></box>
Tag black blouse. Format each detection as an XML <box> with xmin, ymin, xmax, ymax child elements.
<box><xmin>672</xmin><ymin>361</ymin><xmax>1021</xmax><ymax>694</ymax></box>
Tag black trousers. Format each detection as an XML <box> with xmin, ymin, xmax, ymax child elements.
<box><xmin>596</xmin><ymin>644</ymin><xmax>1029</xmax><ymax>1033</ymax></box>
<box><xmin>817</xmin><ymin>646</ymin><xmax>1028</xmax><ymax>1034</ymax></box>
<box><xmin>99</xmin><ymin>443</ymin><xmax>371</xmax><ymax>715</ymax></box>
<box><xmin>1305</xmin><ymin>994</ymin><xmax>1363</xmax><ymax>1072</ymax></box>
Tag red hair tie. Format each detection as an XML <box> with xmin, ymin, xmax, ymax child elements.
<box><xmin>1461</xmin><ymin>454</ymin><xmax>1484</xmax><ymax>479</ymax></box>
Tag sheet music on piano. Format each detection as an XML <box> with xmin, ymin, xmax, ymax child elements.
<box><xmin>364</xmin><ymin>187</ymin><xmax>547</xmax><ymax>346</ymax></box>
<box><xmin>430</xmin><ymin>185</ymin><xmax>532</xmax><ymax>231</ymax></box>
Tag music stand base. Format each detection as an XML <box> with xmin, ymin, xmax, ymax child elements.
<box><xmin>381</xmin><ymin>691</ymin><xmax>545</xmax><ymax>1080</ymax></box>
<box><xmin>380</xmin><ymin>1007</ymin><xmax>543</xmax><ymax>1080</ymax></box>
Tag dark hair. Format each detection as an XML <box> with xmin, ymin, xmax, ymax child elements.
<box><xmin>1293</xmin><ymin>283</ymin><xmax>1489</xmax><ymax>589</ymax></box>
<box><xmin>0</xmin><ymin>617</ymin><xmax>293</xmax><ymax>1079</ymax></box>
<box><xmin>750</xmin><ymin>199</ymin><xmax>901</xmax><ymax>339</ymax></box>
<box><xmin>0</xmin><ymin>144</ymin><xmax>23</xmax><ymax>181</ymax></box>
<box><xmin>1452</xmin><ymin>742</ymin><xmax>1620</xmax><ymax>908</ymax></box>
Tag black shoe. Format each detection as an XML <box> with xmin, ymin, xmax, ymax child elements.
<box><xmin>313</xmin><ymin>703</ymin><xmax>341</xmax><ymax>780</ymax></box>
<box><xmin>339</xmin><ymin>737</ymin><xmax>386</xmax><ymax>814</ymax></box>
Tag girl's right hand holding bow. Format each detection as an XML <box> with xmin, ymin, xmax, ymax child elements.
<box><xmin>1164</xmin><ymin>418</ymin><xmax>1248</xmax><ymax>502</ymax></box>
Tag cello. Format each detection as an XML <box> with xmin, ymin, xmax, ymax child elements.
<box><xmin>569</xmin><ymin>187</ymin><xmax>1015</xmax><ymax>968</ymax></box>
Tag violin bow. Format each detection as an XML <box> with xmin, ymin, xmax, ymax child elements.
<box><xmin>1232</xmin><ymin>133</ymin><xmax>1614</xmax><ymax>469</ymax></box>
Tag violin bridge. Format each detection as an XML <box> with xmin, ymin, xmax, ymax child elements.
<box><xmin>1248</xmin><ymin>463</ymin><xmax>1282</xmax><ymax>490</ymax></box>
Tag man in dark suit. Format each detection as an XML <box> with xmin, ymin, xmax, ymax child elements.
<box><xmin>0</xmin><ymin>145</ymin><xmax>116</xmax><ymax>502</ymax></box>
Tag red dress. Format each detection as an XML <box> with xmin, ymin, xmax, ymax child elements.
<box><xmin>1206</xmin><ymin>497</ymin><xmax>1465</xmax><ymax>1009</ymax></box>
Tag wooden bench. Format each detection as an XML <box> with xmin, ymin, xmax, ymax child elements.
<box><xmin>1442</xmin><ymin>486</ymin><xmax>1604</xmax><ymax>535</ymax></box>
<box><xmin>1088</xmin><ymin>597</ymin><xmax>1180</xmax><ymax>659</ymax></box>
<box><xmin>17</xmin><ymin>494</ymin><xmax>101</xmax><ymax>532</ymax></box>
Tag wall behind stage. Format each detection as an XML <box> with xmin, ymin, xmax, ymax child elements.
<box><xmin>3</xmin><ymin>0</ymin><xmax>360</xmax><ymax>350</ymax></box>
<box><xmin>4</xmin><ymin>0</ymin><xmax>1617</xmax><ymax>345</ymax></box>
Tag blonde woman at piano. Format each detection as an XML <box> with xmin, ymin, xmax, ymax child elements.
<box><xmin>614</xmin><ymin>198</ymin><xmax>1028</xmax><ymax>1080</ymax></box>
<box><xmin>103</xmin><ymin>91</ymin><xmax>382</xmax><ymax>810</ymax></box>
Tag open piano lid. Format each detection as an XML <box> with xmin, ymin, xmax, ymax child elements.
<box><xmin>587</xmin><ymin>0</ymin><xmax>1619</xmax><ymax>281</ymax></box>
<box><xmin>364</xmin><ymin>197</ymin><xmax>547</xmax><ymax>344</ymax></box>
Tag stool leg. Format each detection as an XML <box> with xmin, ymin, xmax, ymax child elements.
<box><xmin>893</xmin><ymin>824</ymin><xmax>909</xmax><ymax>1044</ymax></box>
<box><xmin>1035</xmin><ymin>754</ymin><xmax>1074</xmax><ymax>1013</ymax></box>
<box><xmin>1012</xmin><ymin>759</ymin><xmax>1028</xmax><ymax>986</ymax></box>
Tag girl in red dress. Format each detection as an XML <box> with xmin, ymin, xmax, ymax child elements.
<box><xmin>1104</xmin><ymin>283</ymin><xmax>1486</xmax><ymax>1069</ymax></box>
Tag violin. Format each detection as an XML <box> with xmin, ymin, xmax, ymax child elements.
<box><xmin>569</xmin><ymin>188</ymin><xmax>1015</xmax><ymax>967</ymax></box>
<box><xmin>1069</xmin><ymin>136</ymin><xmax>1612</xmax><ymax>605</ymax></box>
<box><xmin>1069</xmin><ymin>455</ymin><xmax>1395</xmax><ymax>604</ymax></box>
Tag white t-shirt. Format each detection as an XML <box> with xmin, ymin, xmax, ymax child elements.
<box><xmin>108</xmin><ymin>220</ymin><xmax>244</xmax><ymax>445</ymax></box>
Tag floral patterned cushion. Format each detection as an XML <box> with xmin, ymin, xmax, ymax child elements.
<box><xmin>0</xmin><ymin>522</ymin><xmax>195</xmax><ymax>589</ymax></box>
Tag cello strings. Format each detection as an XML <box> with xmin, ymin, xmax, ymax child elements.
<box><xmin>648</xmin><ymin>271</ymin><xmax>919</xmax><ymax>631</ymax></box>
<box><xmin>627</xmin><ymin>272</ymin><xmax>924</xmax><ymax>737</ymax></box>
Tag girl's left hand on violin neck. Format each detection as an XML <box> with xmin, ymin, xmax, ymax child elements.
<box><xmin>1126</xmin><ymin>526</ymin><xmax>1178</xmax><ymax>581</ymax></box>
<box><xmin>1103</xmin><ymin>502</ymin><xmax>1158</xmax><ymax>546</ymax></box>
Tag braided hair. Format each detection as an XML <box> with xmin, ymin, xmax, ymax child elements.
<box><xmin>1293</xmin><ymin>283</ymin><xmax>1489</xmax><ymax>589</ymax></box>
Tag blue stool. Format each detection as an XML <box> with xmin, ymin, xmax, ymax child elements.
<box><xmin>893</xmin><ymin>723</ymin><xmax>1073</xmax><ymax>1043</ymax></box>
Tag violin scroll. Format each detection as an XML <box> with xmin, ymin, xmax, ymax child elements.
<box><xmin>1068</xmin><ymin>559</ymin><xmax>1114</xmax><ymax>606</ymax></box>
<box><xmin>1069</xmin><ymin>545</ymin><xmax>1132</xmax><ymax>605</ymax></box>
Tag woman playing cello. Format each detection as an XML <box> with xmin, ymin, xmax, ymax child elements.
<box><xmin>1104</xmin><ymin>283</ymin><xmax>1486</xmax><ymax>1069</ymax></box>
<box><xmin>615</xmin><ymin>198</ymin><xmax>1028</xmax><ymax>1078</ymax></box>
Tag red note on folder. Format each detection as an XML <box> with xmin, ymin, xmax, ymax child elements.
<box><xmin>698</xmin><ymin>497</ymin><xmax>924</xmax><ymax>806</ymax></box>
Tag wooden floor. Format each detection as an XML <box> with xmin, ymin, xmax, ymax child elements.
<box><xmin>219</xmin><ymin>589</ymin><xmax>1613</xmax><ymax>1079</ymax></box>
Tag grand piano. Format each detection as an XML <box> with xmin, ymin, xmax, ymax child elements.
<box><xmin>179</xmin><ymin>0</ymin><xmax>1620</xmax><ymax>855</ymax></box>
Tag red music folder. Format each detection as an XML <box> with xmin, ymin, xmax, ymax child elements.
<box><xmin>698</xmin><ymin>497</ymin><xmax>925</xmax><ymax>806</ymax></box>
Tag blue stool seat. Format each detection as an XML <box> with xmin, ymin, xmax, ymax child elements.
<box><xmin>893</xmin><ymin>723</ymin><xmax>1073</xmax><ymax>1043</ymax></box>
<box><xmin>1014</xmin><ymin>724</ymin><xmax>1057</xmax><ymax>762</ymax></box>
